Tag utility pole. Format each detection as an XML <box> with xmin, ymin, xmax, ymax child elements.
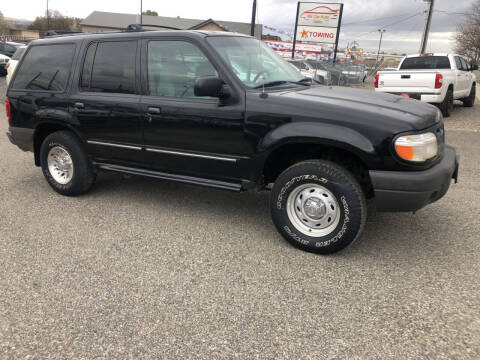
<box><xmin>46</xmin><ymin>0</ymin><xmax>49</xmax><ymax>31</ymax></box>
<box><xmin>376</xmin><ymin>29</ymin><xmax>386</xmax><ymax>63</ymax></box>
<box><xmin>419</xmin><ymin>0</ymin><xmax>434</xmax><ymax>54</ymax></box>
<box><xmin>250</xmin><ymin>0</ymin><xmax>257</xmax><ymax>37</ymax></box>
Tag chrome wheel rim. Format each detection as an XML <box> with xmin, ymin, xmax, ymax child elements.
<box><xmin>47</xmin><ymin>146</ymin><xmax>74</xmax><ymax>184</ymax></box>
<box><xmin>286</xmin><ymin>183</ymin><xmax>340</xmax><ymax>237</ymax></box>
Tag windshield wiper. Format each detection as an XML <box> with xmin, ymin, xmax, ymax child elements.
<box><xmin>253</xmin><ymin>79</ymin><xmax>311</xmax><ymax>89</ymax></box>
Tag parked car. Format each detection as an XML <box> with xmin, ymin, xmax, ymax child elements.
<box><xmin>0</xmin><ymin>54</ymin><xmax>10</xmax><ymax>76</ymax></box>
<box><xmin>0</xmin><ymin>41</ymin><xmax>23</xmax><ymax>58</ymax></box>
<box><xmin>287</xmin><ymin>59</ymin><xmax>331</xmax><ymax>85</ymax></box>
<box><xmin>5</xmin><ymin>45</ymin><xmax>27</xmax><ymax>85</ymax></box>
<box><xmin>308</xmin><ymin>60</ymin><xmax>346</xmax><ymax>86</ymax></box>
<box><xmin>6</xmin><ymin>30</ymin><xmax>459</xmax><ymax>254</ymax></box>
<box><xmin>375</xmin><ymin>53</ymin><xmax>477</xmax><ymax>117</ymax></box>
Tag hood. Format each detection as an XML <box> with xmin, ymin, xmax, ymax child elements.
<box><xmin>278</xmin><ymin>85</ymin><xmax>440</xmax><ymax>131</ymax></box>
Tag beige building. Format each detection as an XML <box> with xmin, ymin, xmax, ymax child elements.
<box><xmin>80</xmin><ymin>11</ymin><xmax>262</xmax><ymax>39</ymax></box>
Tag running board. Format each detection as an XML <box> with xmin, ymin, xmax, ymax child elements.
<box><xmin>94</xmin><ymin>163</ymin><xmax>243</xmax><ymax>191</ymax></box>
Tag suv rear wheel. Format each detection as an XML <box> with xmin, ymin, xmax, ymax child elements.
<box><xmin>40</xmin><ymin>131</ymin><xmax>95</xmax><ymax>196</ymax></box>
<box><xmin>270</xmin><ymin>160</ymin><xmax>367</xmax><ymax>254</ymax></box>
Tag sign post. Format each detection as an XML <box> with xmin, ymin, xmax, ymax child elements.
<box><xmin>292</xmin><ymin>2</ymin><xmax>344</xmax><ymax>61</ymax></box>
<box><xmin>333</xmin><ymin>4</ymin><xmax>344</xmax><ymax>62</ymax></box>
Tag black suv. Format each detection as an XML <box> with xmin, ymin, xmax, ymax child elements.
<box><xmin>5</xmin><ymin>30</ymin><xmax>459</xmax><ymax>254</ymax></box>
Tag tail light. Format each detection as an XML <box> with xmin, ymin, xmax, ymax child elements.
<box><xmin>5</xmin><ymin>63</ymin><xmax>9</xmax><ymax>69</ymax></box>
<box><xmin>5</xmin><ymin>97</ymin><xmax>11</xmax><ymax>125</ymax></box>
<box><xmin>435</xmin><ymin>73</ymin><xmax>443</xmax><ymax>89</ymax></box>
<box><xmin>374</xmin><ymin>74</ymin><xmax>379</xmax><ymax>88</ymax></box>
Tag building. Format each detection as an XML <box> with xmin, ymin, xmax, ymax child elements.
<box><xmin>0</xmin><ymin>29</ymin><xmax>39</xmax><ymax>42</ymax></box>
<box><xmin>80</xmin><ymin>11</ymin><xmax>262</xmax><ymax>39</ymax></box>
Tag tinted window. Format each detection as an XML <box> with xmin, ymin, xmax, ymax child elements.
<box><xmin>11</xmin><ymin>44</ymin><xmax>75</xmax><ymax>91</ymax></box>
<box><xmin>11</xmin><ymin>47</ymin><xmax>26</xmax><ymax>61</ymax></box>
<box><xmin>400</xmin><ymin>56</ymin><xmax>451</xmax><ymax>70</ymax></box>
<box><xmin>81</xmin><ymin>41</ymin><xmax>136</xmax><ymax>94</ymax></box>
<box><xmin>147</xmin><ymin>41</ymin><xmax>217</xmax><ymax>98</ymax></box>
<box><xmin>454</xmin><ymin>56</ymin><xmax>463</xmax><ymax>70</ymax></box>
<box><xmin>460</xmin><ymin>58</ymin><xmax>469</xmax><ymax>71</ymax></box>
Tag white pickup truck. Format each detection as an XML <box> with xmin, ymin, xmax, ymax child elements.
<box><xmin>375</xmin><ymin>53</ymin><xmax>477</xmax><ymax>117</ymax></box>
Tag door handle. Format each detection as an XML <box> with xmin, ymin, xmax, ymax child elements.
<box><xmin>74</xmin><ymin>102</ymin><xmax>84</xmax><ymax>110</ymax></box>
<box><xmin>147</xmin><ymin>107</ymin><xmax>161</xmax><ymax>114</ymax></box>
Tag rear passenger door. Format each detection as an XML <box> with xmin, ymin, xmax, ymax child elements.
<box><xmin>72</xmin><ymin>39</ymin><xmax>144</xmax><ymax>166</ymax></box>
<box><xmin>454</xmin><ymin>56</ymin><xmax>469</xmax><ymax>96</ymax></box>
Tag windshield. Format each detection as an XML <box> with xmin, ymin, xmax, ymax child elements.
<box><xmin>207</xmin><ymin>36</ymin><xmax>304</xmax><ymax>88</ymax></box>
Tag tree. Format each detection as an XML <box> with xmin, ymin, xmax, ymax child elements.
<box><xmin>28</xmin><ymin>10</ymin><xmax>82</xmax><ymax>32</ymax></box>
<box><xmin>142</xmin><ymin>10</ymin><xmax>158</xmax><ymax>16</ymax></box>
<box><xmin>455</xmin><ymin>0</ymin><xmax>480</xmax><ymax>64</ymax></box>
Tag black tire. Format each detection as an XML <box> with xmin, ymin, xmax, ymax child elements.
<box><xmin>439</xmin><ymin>89</ymin><xmax>453</xmax><ymax>117</ymax></box>
<box><xmin>462</xmin><ymin>84</ymin><xmax>476</xmax><ymax>107</ymax></box>
<box><xmin>40</xmin><ymin>131</ymin><xmax>95</xmax><ymax>196</ymax></box>
<box><xmin>270</xmin><ymin>160</ymin><xmax>367</xmax><ymax>254</ymax></box>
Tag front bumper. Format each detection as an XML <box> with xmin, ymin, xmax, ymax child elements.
<box><xmin>369</xmin><ymin>146</ymin><xmax>459</xmax><ymax>212</ymax></box>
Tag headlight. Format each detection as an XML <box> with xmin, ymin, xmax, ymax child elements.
<box><xmin>394</xmin><ymin>132</ymin><xmax>438</xmax><ymax>162</ymax></box>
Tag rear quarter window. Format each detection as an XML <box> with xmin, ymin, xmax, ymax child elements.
<box><xmin>11</xmin><ymin>43</ymin><xmax>75</xmax><ymax>91</ymax></box>
<box><xmin>400</xmin><ymin>56</ymin><xmax>451</xmax><ymax>70</ymax></box>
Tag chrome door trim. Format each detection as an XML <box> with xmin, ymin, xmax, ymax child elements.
<box><xmin>87</xmin><ymin>140</ymin><xmax>142</xmax><ymax>150</ymax></box>
<box><xmin>145</xmin><ymin>148</ymin><xmax>238</xmax><ymax>162</ymax></box>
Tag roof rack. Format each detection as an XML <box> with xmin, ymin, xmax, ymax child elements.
<box><xmin>125</xmin><ymin>24</ymin><xmax>181</xmax><ymax>32</ymax></box>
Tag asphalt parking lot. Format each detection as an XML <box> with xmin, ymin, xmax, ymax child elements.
<box><xmin>0</xmin><ymin>76</ymin><xmax>479</xmax><ymax>359</ymax></box>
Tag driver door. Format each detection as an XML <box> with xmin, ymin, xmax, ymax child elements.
<box><xmin>139</xmin><ymin>39</ymin><xmax>248</xmax><ymax>180</ymax></box>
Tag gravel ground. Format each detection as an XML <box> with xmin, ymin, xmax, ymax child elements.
<box><xmin>1</xmin><ymin>77</ymin><xmax>479</xmax><ymax>359</ymax></box>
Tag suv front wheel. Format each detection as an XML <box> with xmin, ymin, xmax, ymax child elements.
<box><xmin>40</xmin><ymin>131</ymin><xmax>96</xmax><ymax>196</ymax></box>
<box><xmin>270</xmin><ymin>160</ymin><xmax>367</xmax><ymax>254</ymax></box>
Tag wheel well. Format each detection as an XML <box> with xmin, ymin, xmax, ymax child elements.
<box><xmin>263</xmin><ymin>143</ymin><xmax>374</xmax><ymax>198</ymax></box>
<box><xmin>448</xmin><ymin>84</ymin><xmax>454</xmax><ymax>92</ymax></box>
<box><xmin>33</xmin><ymin>123</ymin><xmax>78</xmax><ymax>166</ymax></box>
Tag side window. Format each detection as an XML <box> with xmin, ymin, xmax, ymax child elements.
<box><xmin>11</xmin><ymin>44</ymin><xmax>75</xmax><ymax>91</ymax></box>
<box><xmin>0</xmin><ymin>43</ymin><xmax>5</xmax><ymax>52</ymax></box>
<box><xmin>454</xmin><ymin>56</ymin><xmax>463</xmax><ymax>70</ymax></box>
<box><xmin>80</xmin><ymin>41</ymin><xmax>136</xmax><ymax>94</ymax></box>
<box><xmin>147</xmin><ymin>41</ymin><xmax>218</xmax><ymax>98</ymax></box>
<box><xmin>460</xmin><ymin>58</ymin><xmax>469</xmax><ymax>71</ymax></box>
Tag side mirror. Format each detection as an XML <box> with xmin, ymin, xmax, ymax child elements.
<box><xmin>194</xmin><ymin>76</ymin><xmax>228</xmax><ymax>98</ymax></box>
<box><xmin>470</xmin><ymin>64</ymin><xmax>479</xmax><ymax>71</ymax></box>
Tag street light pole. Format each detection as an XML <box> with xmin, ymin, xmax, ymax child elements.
<box><xmin>140</xmin><ymin>0</ymin><xmax>143</xmax><ymax>25</ymax></box>
<box><xmin>376</xmin><ymin>29</ymin><xmax>386</xmax><ymax>63</ymax></box>
<box><xmin>46</xmin><ymin>0</ymin><xmax>49</xmax><ymax>31</ymax></box>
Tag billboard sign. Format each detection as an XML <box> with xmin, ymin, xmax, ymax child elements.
<box><xmin>292</xmin><ymin>2</ymin><xmax>344</xmax><ymax>60</ymax></box>
<box><xmin>296</xmin><ymin>25</ymin><xmax>338</xmax><ymax>44</ymax></box>
<box><xmin>297</xmin><ymin>3</ymin><xmax>342</xmax><ymax>27</ymax></box>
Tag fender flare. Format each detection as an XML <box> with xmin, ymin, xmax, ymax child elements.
<box><xmin>259</xmin><ymin>122</ymin><xmax>376</xmax><ymax>161</ymax></box>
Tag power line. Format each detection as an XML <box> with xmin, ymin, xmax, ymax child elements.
<box><xmin>434</xmin><ymin>10</ymin><xmax>471</xmax><ymax>16</ymax></box>
<box><xmin>343</xmin><ymin>13</ymin><xmax>418</xmax><ymax>26</ymax></box>
<box><xmin>353</xmin><ymin>12</ymin><xmax>423</xmax><ymax>39</ymax></box>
